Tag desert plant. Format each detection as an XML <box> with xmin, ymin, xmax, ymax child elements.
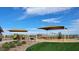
<box><xmin>22</xmin><ymin>41</ymin><xmax>26</xmax><ymax>44</ymax></box>
<box><xmin>9</xmin><ymin>42</ymin><xmax>16</xmax><ymax>48</ymax></box>
<box><xmin>2</xmin><ymin>42</ymin><xmax>10</xmax><ymax>50</ymax></box>
<box><xmin>13</xmin><ymin>41</ymin><xmax>18</xmax><ymax>44</ymax></box>
<box><xmin>13</xmin><ymin>34</ymin><xmax>17</xmax><ymax>40</ymax></box>
<box><xmin>16</xmin><ymin>41</ymin><xmax>22</xmax><ymax>46</ymax></box>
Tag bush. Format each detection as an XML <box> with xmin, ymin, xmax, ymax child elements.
<box><xmin>2</xmin><ymin>40</ymin><xmax>26</xmax><ymax>51</ymax></box>
<box><xmin>22</xmin><ymin>41</ymin><xmax>26</xmax><ymax>44</ymax></box>
<box><xmin>9</xmin><ymin>42</ymin><xmax>16</xmax><ymax>48</ymax></box>
<box><xmin>13</xmin><ymin>41</ymin><xmax>18</xmax><ymax>44</ymax></box>
<box><xmin>2</xmin><ymin>42</ymin><xmax>10</xmax><ymax>50</ymax></box>
<box><xmin>13</xmin><ymin>41</ymin><xmax>22</xmax><ymax>46</ymax></box>
<box><xmin>13</xmin><ymin>34</ymin><xmax>17</xmax><ymax>40</ymax></box>
<box><xmin>16</xmin><ymin>41</ymin><xmax>22</xmax><ymax>46</ymax></box>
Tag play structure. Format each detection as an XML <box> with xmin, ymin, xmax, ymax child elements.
<box><xmin>38</xmin><ymin>26</ymin><xmax>67</xmax><ymax>40</ymax></box>
<box><xmin>0</xmin><ymin>26</ymin><xmax>78</xmax><ymax>41</ymax></box>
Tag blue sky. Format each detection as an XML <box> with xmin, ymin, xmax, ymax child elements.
<box><xmin>0</xmin><ymin>7</ymin><xmax>79</xmax><ymax>35</ymax></box>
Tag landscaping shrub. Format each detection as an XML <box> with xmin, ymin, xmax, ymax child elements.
<box><xmin>2</xmin><ymin>40</ymin><xmax>26</xmax><ymax>51</ymax></box>
<box><xmin>13</xmin><ymin>41</ymin><xmax>18</xmax><ymax>44</ymax></box>
<box><xmin>13</xmin><ymin>34</ymin><xmax>18</xmax><ymax>40</ymax></box>
<box><xmin>9</xmin><ymin>42</ymin><xmax>16</xmax><ymax>48</ymax></box>
<box><xmin>16</xmin><ymin>41</ymin><xmax>22</xmax><ymax>46</ymax></box>
<box><xmin>13</xmin><ymin>41</ymin><xmax>26</xmax><ymax>45</ymax></box>
<box><xmin>2</xmin><ymin>42</ymin><xmax>10</xmax><ymax>51</ymax></box>
<box><xmin>22</xmin><ymin>41</ymin><xmax>26</xmax><ymax>44</ymax></box>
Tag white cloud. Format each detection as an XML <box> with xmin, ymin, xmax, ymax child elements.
<box><xmin>42</xmin><ymin>18</ymin><xmax>61</xmax><ymax>23</ymax></box>
<box><xmin>26</xmin><ymin>7</ymin><xmax>71</xmax><ymax>15</ymax></box>
<box><xmin>71</xmin><ymin>20</ymin><xmax>79</xmax><ymax>30</ymax></box>
<box><xmin>2</xmin><ymin>28</ymin><xmax>12</xmax><ymax>35</ymax></box>
<box><xmin>27</xmin><ymin>28</ymin><xmax>38</xmax><ymax>31</ymax></box>
<box><xmin>68</xmin><ymin>19</ymin><xmax>79</xmax><ymax>34</ymax></box>
<box><xmin>16</xmin><ymin>7</ymin><xmax>72</xmax><ymax>20</ymax></box>
<box><xmin>17</xmin><ymin>14</ymin><xmax>27</xmax><ymax>20</ymax></box>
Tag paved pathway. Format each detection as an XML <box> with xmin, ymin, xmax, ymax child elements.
<box><xmin>36</xmin><ymin>39</ymin><xmax>79</xmax><ymax>42</ymax></box>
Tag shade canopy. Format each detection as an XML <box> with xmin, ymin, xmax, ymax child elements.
<box><xmin>0</xmin><ymin>26</ymin><xmax>3</xmax><ymax>32</ymax></box>
<box><xmin>8</xmin><ymin>29</ymin><xmax>28</xmax><ymax>32</ymax></box>
<box><xmin>38</xmin><ymin>26</ymin><xmax>66</xmax><ymax>30</ymax></box>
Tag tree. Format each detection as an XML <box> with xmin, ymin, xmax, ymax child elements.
<box><xmin>58</xmin><ymin>32</ymin><xmax>62</xmax><ymax>39</ymax></box>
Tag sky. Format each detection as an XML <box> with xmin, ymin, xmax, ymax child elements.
<box><xmin>0</xmin><ymin>7</ymin><xmax>79</xmax><ymax>35</ymax></box>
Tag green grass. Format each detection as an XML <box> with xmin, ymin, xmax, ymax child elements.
<box><xmin>26</xmin><ymin>42</ymin><xmax>79</xmax><ymax>51</ymax></box>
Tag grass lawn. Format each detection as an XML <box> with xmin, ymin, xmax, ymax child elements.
<box><xmin>26</xmin><ymin>42</ymin><xmax>79</xmax><ymax>51</ymax></box>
